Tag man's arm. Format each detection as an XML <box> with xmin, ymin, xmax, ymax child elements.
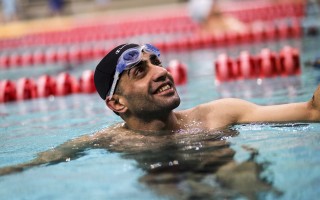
<box><xmin>205</xmin><ymin>85</ymin><xmax>320</xmax><ymax>125</ymax></box>
<box><xmin>238</xmin><ymin>85</ymin><xmax>320</xmax><ymax>123</ymax></box>
<box><xmin>0</xmin><ymin>135</ymin><xmax>93</xmax><ymax>176</ymax></box>
<box><xmin>230</xmin><ymin>99</ymin><xmax>316</xmax><ymax>123</ymax></box>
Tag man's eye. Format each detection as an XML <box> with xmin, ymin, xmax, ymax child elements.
<box><xmin>134</xmin><ymin>66</ymin><xmax>145</xmax><ymax>76</ymax></box>
<box><xmin>135</xmin><ymin>67</ymin><xmax>143</xmax><ymax>74</ymax></box>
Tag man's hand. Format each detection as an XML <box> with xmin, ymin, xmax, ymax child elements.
<box><xmin>308</xmin><ymin>85</ymin><xmax>320</xmax><ymax>120</ymax></box>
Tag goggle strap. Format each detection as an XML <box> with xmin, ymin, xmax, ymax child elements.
<box><xmin>144</xmin><ymin>44</ymin><xmax>160</xmax><ymax>57</ymax></box>
<box><xmin>117</xmin><ymin>60</ymin><xmax>128</xmax><ymax>72</ymax></box>
<box><xmin>108</xmin><ymin>71</ymin><xmax>120</xmax><ymax>100</ymax></box>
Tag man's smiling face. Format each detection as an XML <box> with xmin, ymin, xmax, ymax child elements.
<box><xmin>116</xmin><ymin>52</ymin><xmax>180</xmax><ymax>118</ymax></box>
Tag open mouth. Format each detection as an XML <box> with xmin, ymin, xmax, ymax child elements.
<box><xmin>155</xmin><ymin>83</ymin><xmax>172</xmax><ymax>94</ymax></box>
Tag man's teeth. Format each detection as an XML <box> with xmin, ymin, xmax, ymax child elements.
<box><xmin>157</xmin><ymin>84</ymin><xmax>171</xmax><ymax>93</ymax></box>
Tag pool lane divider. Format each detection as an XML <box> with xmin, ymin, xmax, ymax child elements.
<box><xmin>0</xmin><ymin>46</ymin><xmax>301</xmax><ymax>103</ymax></box>
<box><xmin>0</xmin><ymin>70</ymin><xmax>95</xmax><ymax>103</ymax></box>
<box><xmin>0</xmin><ymin>1</ymin><xmax>304</xmax><ymax>50</ymax></box>
<box><xmin>0</xmin><ymin>46</ymin><xmax>108</xmax><ymax>69</ymax></box>
<box><xmin>0</xmin><ymin>18</ymin><xmax>302</xmax><ymax>69</ymax></box>
<box><xmin>215</xmin><ymin>46</ymin><xmax>301</xmax><ymax>82</ymax></box>
<box><xmin>0</xmin><ymin>60</ymin><xmax>188</xmax><ymax>104</ymax></box>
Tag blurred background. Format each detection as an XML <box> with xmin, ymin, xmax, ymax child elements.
<box><xmin>1</xmin><ymin>2</ymin><xmax>320</xmax><ymax>200</ymax></box>
<box><xmin>0</xmin><ymin>0</ymin><xmax>186</xmax><ymax>37</ymax></box>
<box><xmin>0</xmin><ymin>0</ymin><xmax>319</xmax><ymax>102</ymax></box>
<box><xmin>0</xmin><ymin>0</ymin><xmax>185</xmax><ymax>20</ymax></box>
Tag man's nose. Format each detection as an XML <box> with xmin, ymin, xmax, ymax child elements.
<box><xmin>151</xmin><ymin>65</ymin><xmax>168</xmax><ymax>82</ymax></box>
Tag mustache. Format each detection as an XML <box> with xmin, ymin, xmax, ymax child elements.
<box><xmin>167</xmin><ymin>72</ymin><xmax>175</xmax><ymax>84</ymax></box>
<box><xmin>148</xmin><ymin>73</ymin><xmax>175</xmax><ymax>94</ymax></box>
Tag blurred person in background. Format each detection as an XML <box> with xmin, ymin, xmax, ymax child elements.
<box><xmin>95</xmin><ymin>0</ymin><xmax>110</xmax><ymax>7</ymax></box>
<box><xmin>188</xmin><ymin>0</ymin><xmax>306</xmax><ymax>36</ymax></box>
<box><xmin>188</xmin><ymin>0</ymin><xmax>248</xmax><ymax>35</ymax></box>
<box><xmin>94</xmin><ymin>0</ymin><xmax>111</xmax><ymax>11</ymax></box>
<box><xmin>1</xmin><ymin>0</ymin><xmax>18</xmax><ymax>23</ymax></box>
<box><xmin>48</xmin><ymin>0</ymin><xmax>65</xmax><ymax>16</ymax></box>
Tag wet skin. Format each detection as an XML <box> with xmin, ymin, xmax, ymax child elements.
<box><xmin>0</xmin><ymin>123</ymin><xmax>281</xmax><ymax>199</ymax></box>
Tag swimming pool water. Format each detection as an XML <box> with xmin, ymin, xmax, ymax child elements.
<box><xmin>1</xmin><ymin>36</ymin><xmax>320</xmax><ymax>199</ymax></box>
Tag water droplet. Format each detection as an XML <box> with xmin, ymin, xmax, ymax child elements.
<box><xmin>150</xmin><ymin>162</ymin><xmax>162</xmax><ymax>169</ymax></box>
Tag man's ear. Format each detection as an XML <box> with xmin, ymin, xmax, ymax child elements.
<box><xmin>106</xmin><ymin>95</ymin><xmax>128</xmax><ymax>114</ymax></box>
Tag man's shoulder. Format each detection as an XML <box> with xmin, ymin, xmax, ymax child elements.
<box><xmin>94</xmin><ymin>122</ymin><xmax>127</xmax><ymax>137</ymax></box>
<box><xmin>175</xmin><ymin>98</ymin><xmax>250</xmax><ymax>119</ymax></box>
<box><xmin>174</xmin><ymin>103</ymin><xmax>212</xmax><ymax>122</ymax></box>
<box><xmin>174</xmin><ymin>99</ymin><xmax>238</xmax><ymax>129</ymax></box>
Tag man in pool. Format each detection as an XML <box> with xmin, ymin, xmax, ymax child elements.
<box><xmin>93</xmin><ymin>43</ymin><xmax>320</xmax><ymax>132</ymax></box>
<box><xmin>0</xmin><ymin>43</ymin><xmax>319</xmax><ymax>198</ymax></box>
<box><xmin>2</xmin><ymin>43</ymin><xmax>320</xmax><ymax>164</ymax></box>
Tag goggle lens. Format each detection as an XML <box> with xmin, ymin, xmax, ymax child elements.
<box><xmin>123</xmin><ymin>50</ymin><xmax>140</xmax><ymax>62</ymax></box>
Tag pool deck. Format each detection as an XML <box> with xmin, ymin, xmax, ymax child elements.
<box><xmin>0</xmin><ymin>2</ymin><xmax>187</xmax><ymax>39</ymax></box>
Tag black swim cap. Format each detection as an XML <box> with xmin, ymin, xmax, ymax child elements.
<box><xmin>94</xmin><ymin>43</ymin><xmax>139</xmax><ymax>100</ymax></box>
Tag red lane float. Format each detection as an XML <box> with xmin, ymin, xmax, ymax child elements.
<box><xmin>56</xmin><ymin>48</ymin><xmax>69</xmax><ymax>63</ymax></box>
<box><xmin>79</xmin><ymin>70</ymin><xmax>96</xmax><ymax>93</ymax></box>
<box><xmin>92</xmin><ymin>45</ymin><xmax>108</xmax><ymax>59</ymax></box>
<box><xmin>45</xmin><ymin>48</ymin><xmax>58</xmax><ymax>64</ymax></box>
<box><xmin>279</xmin><ymin>46</ymin><xmax>301</xmax><ymax>75</ymax></box>
<box><xmin>80</xmin><ymin>46</ymin><xmax>93</xmax><ymax>62</ymax></box>
<box><xmin>215</xmin><ymin>54</ymin><xmax>237</xmax><ymax>82</ymax></box>
<box><xmin>166</xmin><ymin>60</ymin><xmax>188</xmax><ymax>85</ymax></box>
<box><xmin>9</xmin><ymin>53</ymin><xmax>22</xmax><ymax>67</ymax></box>
<box><xmin>256</xmin><ymin>48</ymin><xmax>280</xmax><ymax>77</ymax></box>
<box><xmin>56</xmin><ymin>72</ymin><xmax>80</xmax><ymax>96</ymax></box>
<box><xmin>236</xmin><ymin>51</ymin><xmax>256</xmax><ymax>79</ymax></box>
<box><xmin>16</xmin><ymin>78</ymin><xmax>38</xmax><ymax>101</ymax></box>
<box><xmin>215</xmin><ymin>46</ymin><xmax>301</xmax><ymax>82</ymax></box>
<box><xmin>33</xmin><ymin>50</ymin><xmax>46</xmax><ymax>66</ymax></box>
<box><xmin>0</xmin><ymin>70</ymin><xmax>98</xmax><ymax>103</ymax></box>
<box><xmin>68</xmin><ymin>46</ymin><xmax>82</xmax><ymax>63</ymax></box>
<box><xmin>0</xmin><ymin>54</ymin><xmax>10</xmax><ymax>69</ymax></box>
<box><xmin>37</xmin><ymin>75</ymin><xmax>56</xmax><ymax>97</ymax></box>
<box><xmin>21</xmin><ymin>52</ymin><xmax>34</xmax><ymax>66</ymax></box>
<box><xmin>278</xmin><ymin>20</ymin><xmax>301</xmax><ymax>39</ymax></box>
<box><xmin>0</xmin><ymin>80</ymin><xmax>16</xmax><ymax>103</ymax></box>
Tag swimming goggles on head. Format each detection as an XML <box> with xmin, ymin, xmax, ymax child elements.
<box><xmin>108</xmin><ymin>44</ymin><xmax>161</xmax><ymax>99</ymax></box>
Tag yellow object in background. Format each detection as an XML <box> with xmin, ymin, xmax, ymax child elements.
<box><xmin>0</xmin><ymin>17</ymin><xmax>72</xmax><ymax>39</ymax></box>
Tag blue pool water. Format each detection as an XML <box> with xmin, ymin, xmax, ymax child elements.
<box><xmin>1</xmin><ymin>36</ymin><xmax>320</xmax><ymax>199</ymax></box>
